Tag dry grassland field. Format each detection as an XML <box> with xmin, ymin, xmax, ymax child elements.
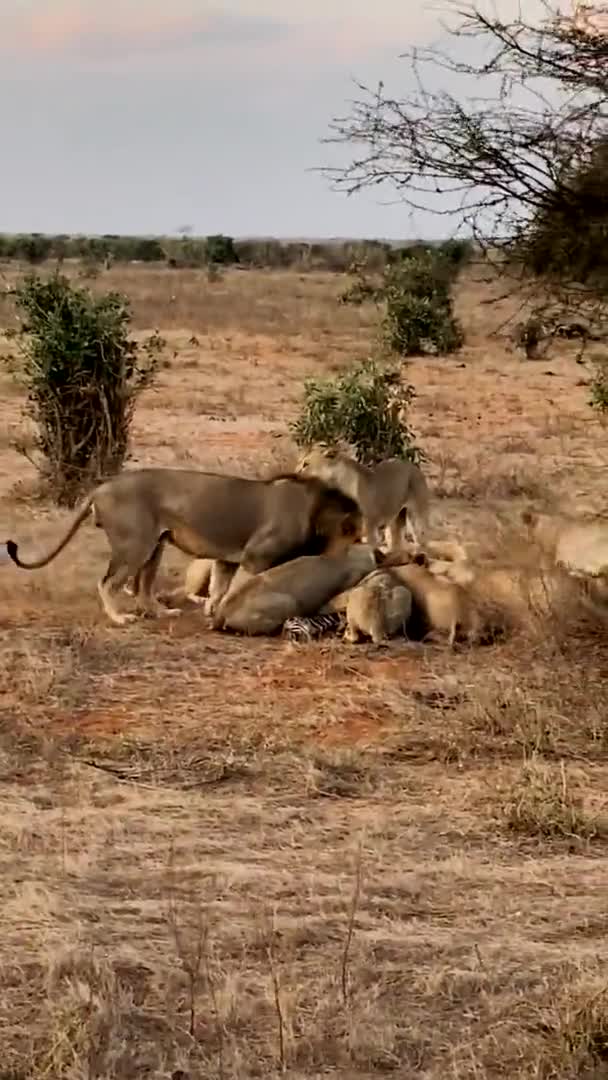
<box><xmin>1</xmin><ymin>261</ymin><xmax>608</xmax><ymax>1079</ymax></box>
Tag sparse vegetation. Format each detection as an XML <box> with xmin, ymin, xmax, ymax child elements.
<box><xmin>0</xmin><ymin>16</ymin><xmax>607</xmax><ymax>1080</ymax></box>
<box><xmin>5</xmin><ymin>272</ymin><xmax>164</xmax><ymax>505</ymax></box>
<box><xmin>590</xmin><ymin>351</ymin><xmax>608</xmax><ymax>414</ymax></box>
<box><xmin>0</xmin><ymin>231</ymin><xmax>475</xmax><ymax>275</ymax></box>
<box><xmin>0</xmin><ymin>256</ymin><xmax>607</xmax><ymax>1078</ymax></box>
<box><xmin>290</xmin><ymin>356</ymin><xmax>422</xmax><ymax>464</ymax></box>
<box><xmin>501</xmin><ymin>757</ymin><xmax>607</xmax><ymax>841</ymax></box>
<box><xmin>382</xmin><ymin>250</ymin><xmax>464</xmax><ymax>356</ymax></box>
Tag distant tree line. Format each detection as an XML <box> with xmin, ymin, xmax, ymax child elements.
<box><xmin>0</xmin><ymin>231</ymin><xmax>475</xmax><ymax>273</ymax></box>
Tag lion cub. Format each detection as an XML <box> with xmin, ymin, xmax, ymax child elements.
<box><xmin>343</xmin><ymin>569</ymin><xmax>412</xmax><ymax>645</ymax></box>
<box><xmin>390</xmin><ymin>555</ymin><xmax>480</xmax><ymax>647</ymax></box>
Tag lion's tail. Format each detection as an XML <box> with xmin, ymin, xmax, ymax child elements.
<box><xmin>6</xmin><ymin>493</ymin><xmax>96</xmax><ymax>570</ymax></box>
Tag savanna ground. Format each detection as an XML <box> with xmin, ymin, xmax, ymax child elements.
<box><xmin>1</xmin><ymin>261</ymin><xmax>608</xmax><ymax>1079</ymax></box>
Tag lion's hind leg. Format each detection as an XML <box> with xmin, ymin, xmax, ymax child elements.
<box><xmin>98</xmin><ymin>558</ymin><xmax>138</xmax><ymax>627</ymax></box>
<box><xmin>97</xmin><ymin>534</ymin><xmax>166</xmax><ymax>627</ymax></box>
<box><xmin>135</xmin><ymin>539</ymin><xmax>182</xmax><ymax>618</ymax></box>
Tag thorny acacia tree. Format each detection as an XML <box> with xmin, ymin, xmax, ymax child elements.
<box><xmin>324</xmin><ymin>1</ymin><xmax>608</xmax><ymax>331</ymax></box>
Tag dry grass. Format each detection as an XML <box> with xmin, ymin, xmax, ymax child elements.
<box><xmin>1</xmin><ymin>262</ymin><xmax>608</xmax><ymax>1078</ymax></box>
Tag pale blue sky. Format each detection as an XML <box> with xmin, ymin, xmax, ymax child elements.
<box><xmin>0</xmin><ymin>0</ymin><xmax>546</xmax><ymax>240</ymax></box>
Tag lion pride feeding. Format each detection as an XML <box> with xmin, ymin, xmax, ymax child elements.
<box><xmin>5</xmin><ymin>444</ymin><xmax>604</xmax><ymax>645</ymax></box>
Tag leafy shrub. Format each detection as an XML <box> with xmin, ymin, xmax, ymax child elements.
<box><xmin>339</xmin><ymin>258</ymin><xmax>383</xmax><ymax>306</ymax></box>
<box><xmin>204</xmin><ymin>234</ymin><xmax>238</xmax><ymax>266</ymax></box>
<box><xmin>589</xmin><ymin>352</ymin><xmax>608</xmax><ymax>414</ymax></box>
<box><xmin>19</xmin><ymin>233</ymin><xmax>53</xmax><ymax>265</ymax></box>
<box><xmin>131</xmin><ymin>237</ymin><xmax>165</xmax><ymax>262</ymax></box>
<box><xmin>6</xmin><ymin>273</ymin><xmax>164</xmax><ymax>506</ymax></box>
<box><xmin>382</xmin><ymin>251</ymin><xmax>463</xmax><ymax>356</ymax></box>
<box><xmin>290</xmin><ymin>357</ymin><xmax>423</xmax><ymax>465</ymax></box>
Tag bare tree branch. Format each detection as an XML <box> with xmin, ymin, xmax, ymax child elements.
<box><xmin>322</xmin><ymin>0</ymin><xmax>608</xmax><ymax>318</ymax></box>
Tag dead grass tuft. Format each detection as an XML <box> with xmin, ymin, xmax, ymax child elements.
<box><xmin>555</xmin><ymin>977</ymin><xmax>608</xmax><ymax>1072</ymax></box>
<box><xmin>501</xmin><ymin>757</ymin><xmax>608</xmax><ymax>842</ymax></box>
<box><xmin>303</xmin><ymin>747</ymin><xmax>381</xmax><ymax>798</ymax></box>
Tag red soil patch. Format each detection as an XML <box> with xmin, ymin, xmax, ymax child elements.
<box><xmin>314</xmin><ymin>708</ymin><xmax>388</xmax><ymax>748</ymax></box>
<box><xmin>49</xmin><ymin>707</ymin><xmax>136</xmax><ymax>739</ymax></box>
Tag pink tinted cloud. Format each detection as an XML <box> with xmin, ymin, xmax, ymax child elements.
<box><xmin>2</xmin><ymin>5</ymin><xmax>293</xmax><ymax>60</ymax></box>
<box><xmin>2</xmin><ymin>3</ymin><xmax>434</xmax><ymax>66</ymax></box>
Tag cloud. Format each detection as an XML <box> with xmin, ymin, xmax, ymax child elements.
<box><xmin>2</xmin><ymin>5</ymin><xmax>293</xmax><ymax>61</ymax></box>
<box><xmin>2</xmin><ymin>0</ymin><xmax>440</xmax><ymax>74</ymax></box>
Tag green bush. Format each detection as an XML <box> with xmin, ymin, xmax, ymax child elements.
<box><xmin>131</xmin><ymin>237</ymin><xmax>165</xmax><ymax>262</ymax></box>
<box><xmin>204</xmin><ymin>234</ymin><xmax>238</xmax><ymax>266</ymax></box>
<box><xmin>339</xmin><ymin>257</ymin><xmax>383</xmax><ymax>306</ymax></box>
<box><xmin>290</xmin><ymin>357</ymin><xmax>423</xmax><ymax>465</ymax></box>
<box><xmin>7</xmin><ymin>273</ymin><xmax>164</xmax><ymax>506</ymax></box>
<box><xmin>382</xmin><ymin>251</ymin><xmax>463</xmax><ymax>356</ymax></box>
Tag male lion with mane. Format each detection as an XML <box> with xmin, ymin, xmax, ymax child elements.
<box><xmin>5</xmin><ymin>467</ymin><xmax>363</xmax><ymax>626</ymax></box>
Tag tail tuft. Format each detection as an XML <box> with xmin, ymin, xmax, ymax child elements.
<box><xmin>6</xmin><ymin>540</ymin><xmax>19</xmax><ymax>564</ymax></box>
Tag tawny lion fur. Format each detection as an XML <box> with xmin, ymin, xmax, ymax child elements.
<box><xmin>212</xmin><ymin>544</ymin><xmax>377</xmax><ymax>635</ymax></box>
<box><xmin>425</xmin><ymin>545</ymin><xmax>608</xmax><ymax>631</ymax></box>
<box><xmin>387</xmin><ymin>555</ymin><xmax>481</xmax><ymax>647</ymax></box>
<box><xmin>5</xmin><ymin>467</ymin><xmax>363</xmax><ymax>627</ymax></box>
<box><xmin>154</xmin><ymin>557</ymin><xmax>237</xmax><ymax>614</ymax></box>
<box><xmin>295</xmin><ymin>445</ymin><xmax>431</xmax><ymax>549</ymax></box>
<box><xmin>522</xmin><ymin>509</ymin><xmax>608</xmax><ymax>578</ymax></box>
<box><xmin>342</xmin><ymin>569</ymin><xmax>412</xmax><ymax>645</ymax></box>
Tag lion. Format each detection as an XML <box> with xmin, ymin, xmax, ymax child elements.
<box><xmin>212</xmin><ymin>544</ymin><xmax>377</xmax><ymax>636</ymax></box>
<box><xmin>422</xmin><ymin>548</ymin><xmax>591</xmax><ymax>634</ymax></box>
<box><xmin>401</xmin><ymin>538</ymin><xmax>468</xmax><ymax>564</ymax></box>
<box><xmin>295</xmin><ymin>445</ymin><xmax>430</xmax><ymax>549</ymax></box>
<box><xmin>139</xmin><ymin>557</ymin><xmax>238</xmax><ymax>615</ymax></box>
<box><xmin>387</xmin><ymin>554</ymin><xmax>481</xmax><ymax>647</ymax></box>
<box><xmin>521</xmin><ymin>509</ymin><xmax>608</xmax><ymax>578</ymax></box>
<box><xmin>342</xmin><ymin>568</ymin><xmax>412</xmax><ymax>645</ymax></box>
<box><xmin>5</xmin><ymin>467</ymin><xmax>363</xmax><ymax>627</ymax></box>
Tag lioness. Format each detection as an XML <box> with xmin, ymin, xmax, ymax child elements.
<box><xmin>296</xmin><ymin>445</ymin><xmax>430</xmax><ymax>549</ymax></box>
<box><xmin>212</xmin><ymin>544</ymin><xmax>377</xmax><ymax>636</ymax></box>
<box><xmin>343</xmin><ymin>569</ymin><xmax>412</xmax><ymax>645</ymax></box>
<box><xmin>388</xmin><ymin>554</ymin><xmax>480</xmax><ymax>647</ymax></box>
<box><xmin>522</xmin><ymin>509</ymin><xmax>608</xmax><ymax>577</ymax></box>
<box><xmin>5</xmin><ymin>468</ymin><xmax>362</xmax><ymax>627</ymax></box>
